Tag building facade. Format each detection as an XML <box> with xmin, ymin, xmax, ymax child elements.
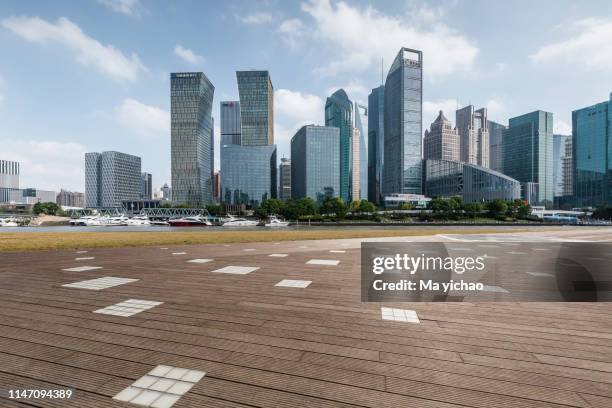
<box><xmin>279</xmin><ymin>158</ymin><xmax>291</xmax><ymax>201</ymax></box>
<box><xmin>236</xmin><ymin>71</ymin><xmax>274</xmax><ymax>146</ymax></box>
<box><xmin>85</xmin><ymin>151</ymin><xmax>142</xmax><ymax>208</ymax></box>
<box><xmin>291</xmin><ymin>125</ymin><xmax>340</xmax><ymax>203</ymax></box>
<box><xmin>367</xmin><ymin>86</ymin><xmax>384</xmax><ymax>204</ymax></box>
<box><xmin>171</xmin><ymin>72</ymin><xmax>215</xmax><ymax>206</ymax></box>
<box><xmin>141</xmin><ymin>172</ymin><xmax>152</xmax><ymax>200</ymax></box>
<box><xmin>9</xmin><ymin>188</ymin><xmax>56</xmax><ymax>204</ymax></box>
<box><xmin>553</xmin><ymin>134</ymin><xmax>573</xmax><ymax>198</ymax></box>
<box><xmin>220</xmin><ymin>144</ymin><xmax>277</xmax><ymax>206</ymax></box>
<box><xmin>56</xmin><ymin>189</ymin><xmax>85</xmax><ymax>208</ymax></box>
<box><xmin>425</xmin><ymin>159</ymin><xmax>521</xmax><ymax>203</ymax></box>
<box><xmin>325</xmin><ymin>89</ymin><xmax>353</xmax><ymax>203</ymax></box>
<box><xmin>160</xmin><ymin>183</ymin><xmax>171</xmax><ymax>201</ymax></box>
<box><xmin>212</xmin><ymin>171</ymin><xmax>221</xmax><ymax>203</ymax></box>
<box><xmin>456</xmin><ymin>105</ymin><xmax>489</xmax><ymax>167</ymax></box>
<box><xmin>488</xmin><ymin>120</ymin><xmax>506</xmax><ymax>173</ymax></box>
<box><xmin>572</xmin><ymin>93</ymin><xmax>612</xmax><ymax>208</ymax></box>
<box><xmin>354</xmin><ymin>102</ymin><xmax>368</xmax><ymax>202</ymax></box>
<box><xmin>351</xmin><ymin>127</ymin><xmax>360</xmax><ymax>201</ymax></box>
<box><xmin>423</xmin><ymin>110</ymin><xmax>460</xmax><ymax>162</ymax></box>
<box><xmin>382</xmin><ymin>47</ymin><xmax>423</xmax><ymax>196</ymax></box>
<box><xmin>502</xmin><ymin>110</ymin><xmax>554</xmax><ymax>207</ymax></box>
<box><xmin>0</xmin><ymin>159</ymin><xmax>19</xmax><ymax>203</ymax></box>
<box><xmin>220</xmin><ymin>101</ymin><xmax>241</xmax><ymax>145</ymax></box>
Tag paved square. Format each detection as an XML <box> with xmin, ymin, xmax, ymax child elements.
<box><xmin>381</xmin><ymin>307</ymin><xmax>420</xmax><ymax>323</ymax></box>
<box><xmin>62</xmin><ymin>277</ymin><xmax>139</xmax><ymax>290</ymax></box>
<box><xmin>211</xmin><ymin>266</ymin><xmax>259</xmax><ymax>275</ymax></box>
<box><xmin>94</xmin><ymin>299</ymin><xmax>163</xmax><ymax>317</ymax></box>
<box><xmin>275</xmin><ymin>279</ymin><xmax>311</xmax><ymax>288</ymax></box>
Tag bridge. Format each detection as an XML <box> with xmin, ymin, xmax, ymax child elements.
<box><xmin>68</xmin><ymin>207</ymin><xmax>211</xmax><ymax>220</ymax></box>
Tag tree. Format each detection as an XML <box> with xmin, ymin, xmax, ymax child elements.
<box><xmin>32</xmin><ymin>202</ymin><xmax>59</xmax><ymax>215</ymax></box>
<box><xmin>206</xmin><ymin>204</ymin><xmax>224</xmax><ymax>216</ymax></box>
<box><xmin>487</xmin><ymin>199</ymin><xmax>508</xmax><ymax>215</ymax></box>
<box><xmin>282</xmin><ymin>198</ymin><xmax>317</xmax><ymax>220</ymax></box>
<box><xmin>462</xmin><ymin>202</ymin><xmax>483</xmax><ymax>218</ymax></box>
<box><xmin>319</xmin><ymin>197</ymin><xmax>348</xmax><ymax>219</ymax></box>
<box><xmin>399</xmin><ymin>202</ymin><xmax>414</xmax><ymax>210</ymax></box>
<box><xmin>254</xmin><ymin>198</ymin><xmax>285</xmax><ymax>219</ymax></box>
<box><xmin>351</xmin><ymin>199</ymin><xmax>376</xmax><ymax>213</ymax></box>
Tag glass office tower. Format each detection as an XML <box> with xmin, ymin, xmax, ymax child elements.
<box><xmin>367</xmin><ymin>86</ymin><xmax>384</xmax><ymax>204</ymax></box>
<box><xmin>291</xmin><ymin>125</ymin><xmax>340</xmax><ymax>203</ymax></box>
<box><xmin>0</xmin><ymin>159</ymin><xmax>19</xmax><ymax>203</ymax></box>
<box><xmin>488</xmin><ymin>120</ymin><xmax>507</xmax><ymax>173</ymax></box>
<box><xmin>573</xmin><ymin>93</ymin><xmax>612</xmax><ymax>207</ymax></box>
<box><xmin>325</xmin><ymin>89</ymin><xmax>353</xmax><ymax>203</ymax></box>
<box><xmin>170</xmin><ymin>72</ymin><xmax>214</xmax><ymax>206</ymax></box>
<box><xmin>236</xmin><ymin>71</ymin><xmax>274</xmax><ymax>146</ymax></box>
<box><xmin>279</xmin><ymin>157</ymin><xmax>291</xmax><ymax>201</ymax></box>
<box><xmin>85</xmin><ymin>151</ymin><xmax>141</xmax><ymax>208</ymax></box>
<box><xmin>354</xmin><ymin>102</ymin><xmax>368</xmax><ymax>202</ymax></box>
<box><xmin>456</xmin><ymin>105</ymin><xmax>489</xmax><ymax>167</ymax></box>
<box><xmin>220</xmin><ymin>101</ymin><xmax>241</xmax><ymax>146</ymax></box>
<box><xmin>383</xmin><ymin>47</ymin><xmax>423</xmax><ymax>196</ymax></box>
<box><xmin>502</xmin><ymin>110</ymin><xmax>554</xmax><ymax>207</ymax></box>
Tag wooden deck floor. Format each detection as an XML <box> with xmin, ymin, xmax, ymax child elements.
<box><xmin>0</xmin><ymin>230</ymin><xmax>611</xmax><ymax>407</ymax></box>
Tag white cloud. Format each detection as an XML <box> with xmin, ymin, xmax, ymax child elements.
<box><xmin>554</xmin><ymin>120</ymin><xmax>572</xmax><ymax>135</ymax></box>
<box><xmin>278</xmin><ymin>18</ymin><xmax>306</xmax><ymax>49</ymax></box>
<box><xmin>174</xmin><ymin>44</ymin><xmax>204</xmax><ymax>64</ymax></box>
<box><xmin>114</xmin><ymin>99</ymin><xmax>169</xmax><ymax>138</ymax></box>
<box><xmin>98</xmin><ymin>0</ymin><xmax>142</xmax><ymax>17</ymax></box>
<box><xmin>274</xmin><ymin>89</ymin><xmax>325</xmax><ymax>156</ymax></box>
<box><xmin>326</xmin><ymin>81</ymin><xmax>369</xmax><ymax>104</ymax></box>
<box><xmin>238</xmin><ymin>12</ymin><xmax>273</xmax><ymax>25</ymax></box>
<box><xmin>423</xmin><ymin>99</ymin><xmax>458</xmax><ymax>127</ymax></box>
<box><xmin>301</xmin><ymin>0</ymin><xmax>478</xmax><ymax>80</ymax></box>
<box><xmin>2</xmin><ymin>16</ymin><xmax>146</xmax><ymax>81</ymax></box>
<box><xmin>530</xmin><ymin>18</ymin><xmax>612</xmax><ymax>70</ymax></box>
<box><xmin>0</xmin><ymin>138</ymin><xmax>87</xmax><ymax>191</ymax></box>
<box><xmin>484</xmin><ymin>97</ymin><xmax>507</xmax><ymax>123</ymax></box>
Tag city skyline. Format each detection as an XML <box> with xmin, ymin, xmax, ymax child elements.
<box><xmin>1</xmin><ymin>0</ymin><xmax>610</xmax><ymax>192</ymax></box>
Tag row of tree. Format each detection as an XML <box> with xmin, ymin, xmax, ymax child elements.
<box><xmin>424</xmin><ymin>197</ymin><xmax>532</xmax><ymax>220</ymax></box>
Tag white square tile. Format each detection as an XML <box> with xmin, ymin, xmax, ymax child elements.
<box><xmin>482</xmin><ymin>285</ymin><xmax>509</xmax><ymax>293</ymax></box>
<box><xmin>507</xmin><ymin>251</ymin><xmax>528</xmax><ymax>255</ymax></box>
<box><xmin>131</xmin><ymin>389</ymin><xmax>163</xmax><ymax>406</ymax></box>
<box><xmin>187</xmin><ymin>259</ymin><xmax>213</xmax><ymax>263</ymax></box>
<box><xmin>211</xmin><ymin>266</ymin><xmax>259</xmax><ymax>275</ymax></box>
<box><xmin>269</xmin><ymin>253</ymin><xmax>288</xmax><ymax>257</ymax></box>
<box><xmin>63</xmin><ymin>277</ymin><xmax>138</xmax><ymax>291</ymax></box>
<box><xmin>149</xmin><ymin>378</ymin><xmax>176</xmax><ymax>392</ymax></box>
<box><xmin>150</xmin><ymin>394</ymin><xmax>181</xmax><ymax>408</ymax></box>
<box><xmin>275</xmin><ymin>279</ymin><xmax>311</xmax><ymax>288</ymax></box>
<box><xmin>75</xmin><ymin>257</ymin><xmax>95</xmax><ymax>261</ymax></box>
<box><xmin>381</xmin><ymin>307</ymin><xmax>420</xmax><ymax>323</ymax></box>
<box><xmin>113</xmin><ymin>386</ymin><xmax>142</xmax><ymax>402</ymax></box>
<box><xmin>329</xmin><ymin>250</ymin><xmax>345</xmax><ymax>253</ymax></box>
<box><xmin>180</xmin><ymin>370</ymin><xmax>206</xmax><ymax>383</ymax></box>
<box><xmin>75</xmin><ymin>250</ymin><xmax>88</xmax><ymax>254</ymax></box>
<box><xmin>62</xmin><ymin>266</ymin><xmax>102</xmax><ymax>272</ymax></box>
<box><xmin>148</xmin><ymin>365</ymin><xmax>173</xmax><ymax>377</ymax></box>
<box><xmin>159</xmin><ymin>247</ymin><xmax>168</xmax><ymax>250</ymax></box>
<box><xmin>298</xmin><ymin>246</ymin><xmax>309</xmax><ymax>249</ymax></box>
<box><xmin>526</xmin><ymin>272</ymin><xmax>554</xmax><ymax>278</ymax></box>
<box><xmin>132</xmin><ymin>375</ymin><xmax>158</xmax><ymax>388</ymax></box>
<box><xmin>243</xmin><ymin>248</ymin><xmax>256</xmax><ymax>252</ymax></box>
<box><xmin>94</xmin><ymin>299</ymin><xmax>162</xmax><ymax>317</ymax></box>
<box><xmin>172</xmin><ymin>252</ymin><xmax>187</xmax><ymax>255</ymax></box>
<box><xmin>166</xmin><ymin>381</ymin><xmax>194</xmax><ymax>396</ymax></box>
<box><xmin>165</xmin><ymin>367</ymin><xmax>188</xmax><ymax>380</ymax></box>
<box><xmin>306</xmin><ymin>259</ymin><xmax>340</xmax><ymax>266</ymax></box>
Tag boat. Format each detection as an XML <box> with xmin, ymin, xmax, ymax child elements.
<box><xmin>222</xmin><ymin>215</ymin><xmax>259</xmax><ymax>227</ymax></box>
<box><xmin>264</xmin><ymin>215</ymin><xmax>290</xmax><ymax>227</ymax></box>
<box><xmin>126</xmin><ymin>215</ymin><xmax>151</xmax><ymax>226</ymax></box>
<box><xmin>167</xmin><ymin>215</ymin><xmax>212</xmax><ymax>227</ymax></box>
<box><xmin>69</xmin><ymin>215</ymin><xmax>98</xmax><ymax>226</ymax></box>
<box><xmin>0</xmin><ymin>218</ymin><xmax>19</xmax><ymax>227</ymax></box>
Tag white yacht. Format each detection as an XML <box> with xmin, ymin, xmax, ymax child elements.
<box><xmin>264</xmin><ymin>215</ymin><xmax>289</xmax><ymax>227</ymax></box>
<box><xmin>0</xmin><ymin>218</ymin><xmax>19</xmax><ymax>227</ymax></box>
<box><xmin>222</xmin><ymin>215</ymin><xmax>258</xmax><ymax>227</ymax></box>
<box><xmin>126</xmin><ymin>215</ymin><xmax>151</xmax><ymax>226</ymax></box>
<box><xmin>70</xmin><ymin>215</ymin><xmax>98</xmax><ymax>226</ymax></box>
<box><xmin>168</xmin><ymin>215</ymin><xmax>212</xmax><ymax>227</ymax></box>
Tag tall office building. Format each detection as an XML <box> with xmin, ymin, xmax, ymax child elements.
<box><xmin>553</xmin><ymin>134</ymin><xmax>573</xmax><ymax>198</ymax></box>
<box><xmin>456</xmin><ymin>105</ymin><xmax>489</xmax><ymax>167</ymax></box>
<box><xmin>212</xmin><ymin>171</ymin><xmax>221</xmax><ymax>203</ymax></box>
<box><xmin>57</xmin><ymin>189</ymin><xmax>84</xmax><ymax>208</ymax></box>
<box><xmin>367</xmin><ymin>86</ymin><xmax>384</xmax><ymax>204</ymax></box>
<box><xmin>351</xmin><ymin>127</ymin><xmax>361</xmax><ymax>201</ymax></box>
<box><xmin>171</xmin><ymin>72</ymin><xmax>214</xmax><ymax>206</ymax></box>
<box><xmin>9</xmin><ymin>188</ymin><xmax>56</xmax><ymax>204</ymax></box>
<box><xmin>161</xmin><ymin>183</ymin><xmax>172</xmax><ymax>201</ymax></box>
<box><xmin>572</xmin><ymin>92</ymin><xmax>612</xmax><ymax>207</ymax></box>
<box><xmin>325</xmin><ymin>89</ymin><xmax>353</xmax><ymax>203</ymax></box>
<box><xmin>563</xmin><ymin>136</ymin><xmax>573</xmax><ymax>198</ymax></box>
<box><xmin>502</xmin><ymin>110</ymin><xmax>554</xmax><ymax>207</ymax></box>
<box><xmin>220</xmin><ymin>101</ymin><xmax>241</xmax><ymax>145</ymax></box>
<box><xmin>383</xmin><ymin>47</ymin><xmax>423</xmax><ymax>196</ymax></box>
<box><xmin>85</xmin><ymin>151</ymin><xmax>142</xmax><ymax>208</ymax></box>
<box><xmin>291</xmin><ymin>125</ymin><xmax>340</xmax><ymax>203</ymax></box>
<box><xmin>0</xmin><ymin>159</ymin><xmax>19</xmax><ymax>203</ymax></box>
<box><xmin>279</xmin><ymin>158</ymin><xmax>291</xmax><ymax>201</ymax></box>
<box><xmin>141</xmin><ymin>172</ymin><xmax>152</xmax><ymax>200</ymax></box>
<box><xmin>423</xmin><ymin>111</ymin><xmax>460</xmax><ymax>161</ymax></box>
<box><xmin>236</xmin><ymin>71</ymin><xmax>274</xmax><ymax>146</ymax></box>
<box><xmin>354</xmin><ymin>102</ymin><xmax>368</xmax><ymax>202</ymax></box>
<box><xmin>488</xmin><ymin>120</ymin><xmax>507</xmax><ymax>173</ymax></box>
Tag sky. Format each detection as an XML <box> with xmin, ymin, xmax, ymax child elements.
<box><xmin>1</xmin><ymin>0</ymin><xmax>611</xmax><ymax>192</ymax></box>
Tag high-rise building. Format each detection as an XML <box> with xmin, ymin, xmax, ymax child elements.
<box><xmin>325</xmin><ymin>89</ymin><xmax>353</xmax><ymax>203</ymax></box>
<box><xmin>141</xmin><ymin>172</ymin><xmax>152</xmax><ymax>200</ymax></box>
<box><xmin>563</xmin><ymin>136</ymin><xmax>573</xmax><ymax>198</ymax></box>
<box><xmin>502</xmin><ymin>110</ymin><xmax>554</xmax><ymax>207</ymax></box>
<box><xmin>367</xmin><ymin>86</ymin><xmax>384</xmax><ymax>204</ymax></box>
<box><xmin>382</xmin><ymin>47</ymin><xmax>423</xmax><ymax>196</ymax></box>
<box><xmin>423</xmin><ymin>110</ymin><xmax>460</xmax><ymax>161</ymax></box>
<box><xmin>0</xmin><ymin>159</ymin><xmax>19</xmax><ymax>203</ymax></box>
<box><xmin>291</xmin><ymin>125</ymin><xmax>340</xmax><ymax>203</ymax></box>
<box><xmin>456</xmin><ymin>105</ymin><xmax>489</xmax><ymax>167</ymax></box>
<box><xmin>220</xmin><ymin>101</ymin><xmax>241</xmax><ymax>145</ymax></box>
<box><xmin>57</xmin><ymin>189</ymin><xmax>84</xmax><ymax>208</ymax></box>
<box><xmin>351</xmin><ymin>127</ymin><xmax>361</xmax><ymax>201</ymax></box>
<box><xmin>85</xmin><ymin>151</ymin><xmax>141</xmax><ymax>208</ymax></box>
<box><xmin>171</xmin><ymin>72</ymin><xmax>214</xmax><ymax>206</ymax></box>
<box><xmin>279</xmin><ymin>158</ymin><xmax>291</xmax><ymax>201</ymax></box>
<box><xmin>553</xmin><ymin>134</ymin><xmax>573</xmax><ymax>198</ymax></box>
<box><xmin>488</xmin><ymin>120</ymin><xmax>507</xmax><ymax>173</ymax></box>
<box><xmin>161</xmin><ymin>183</ymin><xmax>172</xmax><ymax>201</ymax></box>
<box><xmin>573</xmin><ymin>93</ymin><xmax>612</xmax><ymax>207</ymax></box>
<box><xmin>236</xmin><ymin>71</ymin><xmax>274</xmax><ymax>146</ymax></box>
<box><xmin>354</xmin><ymin>103</ymin><xmax>368</xmax><ymax>202</ymax></box>
<box><xmin>212</xmin><ymin>171</ymin><xmax>221</xmax><ymax>203</ymax></box>
<box><xmin>9</xmin><ymin>188</ymin><xmax>56</xmax><ymax>204</ymax></box>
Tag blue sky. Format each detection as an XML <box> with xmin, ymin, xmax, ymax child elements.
<box><xmin>1</xmin><ymin>0</ymin><xmax>611</xmax><ymax>192</ymax></box>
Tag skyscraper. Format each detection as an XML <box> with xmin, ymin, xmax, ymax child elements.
<box><xmin>141</xmin><ymin>172</ymin><xmax>152</xmax><ymax>200</ymax></box>
<box><xmin>502</xmin><ymin>110</ymin><xmax>554</xmax><ymax>207</ymax></box>
<box><xmin>171</xmin><ymin>72</ymin><xmax>215</xmax><ymax>206</ymax></box>
<box><xmin>367</xmin><ymin>86</ymin><xmax>384</xmax><ymax>204</ymax></box>
<box><xmin>351</xmin><ymin>127</ymin><xmax>360</xmax><ymax>201</ymax></box>
<box><xmin>553</xmin><ymin>134</ymin><xmax>572</xmax><ymax>198</ymax></box>
<box><xmin>423</xmin><ymin>111</ymin><xmax>459</xmax><ymax>161</ymax></box>
<box><xmin>488</xmin><ymin>120</ymin><xmax>507</xmax><ymax>173</ymax></box>
<box><xmin>236</xmin><ymin>71</ymin><xmax>274</xmax><ymax>146</ymax></box>
<box><xmin>85</xmin><ymin>151</ymin><xmax>142</xmax><ymax>208</ymax></box>
<box><xmin>291</xmin><ymin>125</ymin><xmax>340</xmax><ymax>203</ymax></box>
<box><xmin>382</xmin><ymin>47</ymin><xmax>423</xmax><ymax>196</ymax></box>
<box><xmin>220</xmin><ymin>101</ymin><xmax>241</xmax><ymax>145</ymax></box>
<box><xmin>161</xmin><ymin>183</ymin><xmax>172</xmax><ymax>201</ymax></box>
<box><xmin>56</xmin><ymin>189</ymin><xmax>85</xmax><ymax>208</ymax></box>
<box><xmin>0</xmin><ymin>159</ymin><xmax>19</xmax><ymax>203</ymax></box>
<box><xmin>572</xmin><ymin>92</ymin><xmax>612</xmax><ymax>207</ymax></box>
<box><xmin>325</xmin><ymin>89</ymin><xmax>353</xmax><ymax>203</ymax></box>
<box><xmin>456</xmin><ymin>105</ymin><xmax>489</xmax><ymax>167</ymax></box>
<box><xmin>279</xmin><ymin>157</ymin><xmax>291</xmax><ymax>201</ymax></box>
<box><xmin>354</xmin><ymin>102</ymin><xmax>368</xmax><ymax>202</ymax></box>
